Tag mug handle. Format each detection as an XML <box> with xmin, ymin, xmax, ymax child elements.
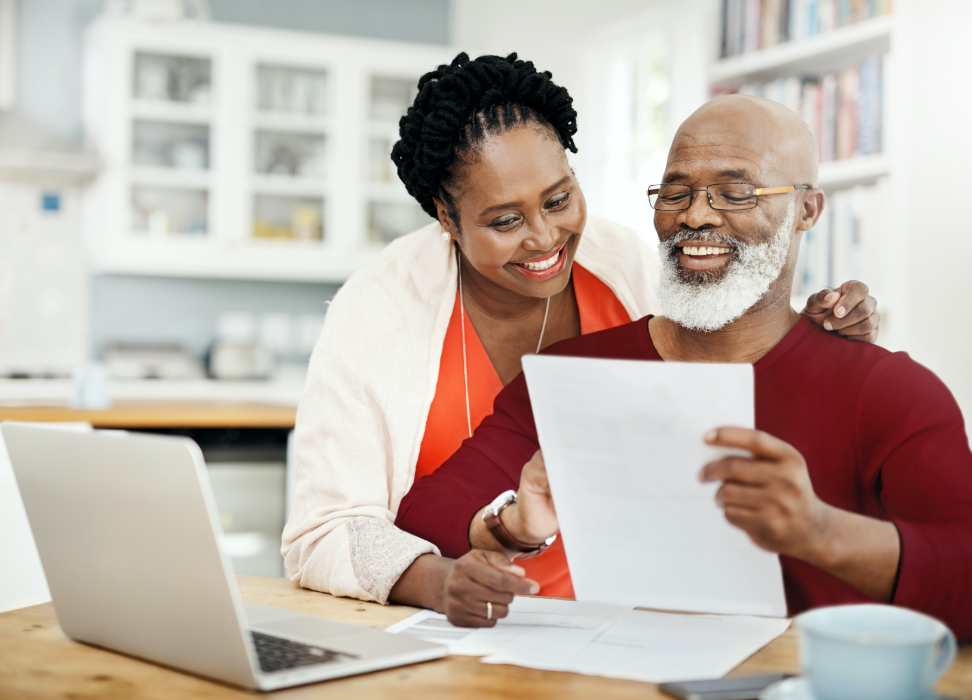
<box><xmin>932</xmin><ymin>629</ymin><xmax>958</xmax><ymax>682</ymax></box>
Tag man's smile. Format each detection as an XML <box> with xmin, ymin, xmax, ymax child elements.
<box><xmin>676</xmin><ymin>239</ymin><xmax>735</xmax><ymax>272</ymax></box>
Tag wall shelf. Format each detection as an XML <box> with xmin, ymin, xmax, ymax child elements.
<box><xmin>131</xmin><ymin>100</ymin><xmax>213</xmax><ymax>125</ymax></box>
<box><xmin>817</xmin><ymin>155</ymin><xmax>890</xmax><ymax>191</ymax></box>
<box><xmin>711</xmin><ymin>15</ymin><xmax>892</xmax><ymax>85</ymax></box>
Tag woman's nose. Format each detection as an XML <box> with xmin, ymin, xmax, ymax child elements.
<box><xmin>523</xmin><ymin>220</ymin><xmax>559</xmax><ymax>252</ymax></box>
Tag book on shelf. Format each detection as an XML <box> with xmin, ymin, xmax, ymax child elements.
<box><xmin>712</xmin><ymin>55</ymin><xmax>883</xmax><ymax>163</ymax></box>
<box><xmin>791</xmin><ymin>182</ymin><xmax>883</xmax><ymax>300</ymax></box>
<box><xmin>719</xmin><ymin>0</ymin><xmax>892</xmax><ymax>58</ymax></box>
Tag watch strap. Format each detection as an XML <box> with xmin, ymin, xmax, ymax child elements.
<box><xmin>484</xmin><ymin>502</ymin><xmax>555</xmax><ymax>560</ymax></box>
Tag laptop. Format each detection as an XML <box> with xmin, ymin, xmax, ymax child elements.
<box><xmin>1</xmin><ymin>422</ymin><xmax>446</xmax><ymax>691</ymax></box>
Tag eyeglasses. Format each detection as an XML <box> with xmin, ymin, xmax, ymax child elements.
<box><xmin>647</xmin><ymin>183</ymin><xmax>810</xmax><ymax>211</ymax></box>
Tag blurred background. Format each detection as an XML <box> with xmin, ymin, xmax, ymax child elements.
<box><xmin>1</xmin><ymin>0</ymin><xmax>970</xmax><ymax>595</ymax></box>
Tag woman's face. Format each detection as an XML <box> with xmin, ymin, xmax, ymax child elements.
<box><xmin>436</xmin><ymin>125</ymin><xmax>587</xmax><ymax>300</ymax></box>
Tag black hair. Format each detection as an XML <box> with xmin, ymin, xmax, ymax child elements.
<box><xmin>391</xmin><ymin>52</ymin><xmax>578</xmax><ymax>222</ymax></box>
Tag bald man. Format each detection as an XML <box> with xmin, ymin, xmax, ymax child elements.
<box><xmin>395</xmin><ymin>96</ymin><xmax>972</xmax><ymax>636</ymax></box>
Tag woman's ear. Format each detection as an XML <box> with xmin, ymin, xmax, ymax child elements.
<box><xmin>796</xmin><ymin>189</ymin><xmax>826</xmax><ymax>232</ymax></box>
<box><xmin>432</xmin><ymin>196</ymin><xmax>458</xmax><ymax>239</ymax></box>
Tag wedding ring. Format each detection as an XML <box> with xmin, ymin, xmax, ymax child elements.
<box><xmin>487</xmin><ymin>601</ymin><xmax>492</xmax><ymax>620</ymax></box>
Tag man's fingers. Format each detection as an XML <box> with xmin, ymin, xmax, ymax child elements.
<box><xmin>824</xmin><ymin>294</ymin><xmax>876</xmax><ymax>331</ymax></box>
<box><xmin>803</xmin><ymin>288</ymin><xmax>839</xmax><ymax>315</ymax></box>
<box><xmin>524</xmin><ymin>451</ymin><xmax>548</xmax><ymax>483</ymax></box>
<box><xmin>832</xmin><ymin>280</ymin><xmax>870</xmax><ymax>320</ymax></box>
<box><xmin>700</xmin><ymin>456</ymin><xmax>775</xmax><ymax>485</ymax></box>
<box><xmin>715</xmin><ymin>482</ymin><xmax>766</xmax><ymax>509</ymax></box>
<box><xmin>704</xmin><ymin>427</ymin><xmax>794</xmax><ymax>460</ymax></box>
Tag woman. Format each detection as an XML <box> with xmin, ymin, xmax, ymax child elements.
<box><xmin>281</xmin><ymin>53</ymin><xmax>879</xmax><ymax>627</ymax></box>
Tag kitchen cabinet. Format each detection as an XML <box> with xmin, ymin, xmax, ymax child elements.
<box><xmin>83</xmin><ymin>17</ymin><xmax>451</xmax><ymax>282</ymax></box>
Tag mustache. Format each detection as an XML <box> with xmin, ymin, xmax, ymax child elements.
<box><xmin>662</xmin><ymin>229</ymin><xmax>744</xmax><ymax>249</ymax></box>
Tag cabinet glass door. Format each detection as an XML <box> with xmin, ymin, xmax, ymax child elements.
<box><xmin>130</xmin><ymin>52</ymin><xmax>213</xmax><ymax>237</ymax></box>
<box><xmin>251</xmin><ymin>64</ymin><xmax>329</xmax><ymax>244</ymax></box>
<box><xmin>365</xmin><ymin>75</ymin><xmax>429</xmax><ymax>244</ymax></box>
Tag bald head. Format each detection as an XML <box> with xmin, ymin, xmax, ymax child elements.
<box><xmin>670</xmin><ymin>94</ymin><xmax>818</xmax><ymax>186</ymax></box>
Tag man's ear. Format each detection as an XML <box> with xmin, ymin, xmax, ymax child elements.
<box><xmin>432</xmin><ymin>196</ymin><xmax>458</xmax><ymax>239</ymax></box>
<box><xmin>796</xmin><ymin>189</ymin><xmax>825</xmax><ymax>232</ymax></box>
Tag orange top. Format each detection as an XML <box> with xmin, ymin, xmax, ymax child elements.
<box><xmin>414</xmin><ymin>264</ymin><xmax>632</xmax><ymax>597</ymax></box>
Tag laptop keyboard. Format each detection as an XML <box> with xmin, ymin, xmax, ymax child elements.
<box><xmin>252</xmin><ymin>631</ymin><xmax>357</xmax><ymax>674</ymax></box>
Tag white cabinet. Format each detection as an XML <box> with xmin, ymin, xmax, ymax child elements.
<box><xmin>83</xmin><ymin>18</ymin><xmax>450</xmax><ymax>282</ymax></box>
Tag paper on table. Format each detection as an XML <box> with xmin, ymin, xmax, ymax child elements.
<box><xmin>387</xmin><ymin>597</ymin><xmax>791</xmax><ymax>683</ymax></box>
<box><xmin>385</xmin><ymin>596</ymin><xmax>632</xmax><ymax>657</ymax></box>
<box><xmin>521</xmin><ymin>355</ymin><xmax>787</xmax><ymax>617</ymax></box>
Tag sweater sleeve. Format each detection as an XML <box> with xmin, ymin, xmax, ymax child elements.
<box><xmin>280</xmin><ymin>247</ymin><xmax>450</xmax><ymax>604</ymax></box>
<box><xmin>396</xmin><ymin>373</ymin><xmax>541</xmax><ymax>558</ymax></box>
<box><xmin>858</xmin><ymin>353</ymin><xmax>972</xmax><ymax>638</ymax></box>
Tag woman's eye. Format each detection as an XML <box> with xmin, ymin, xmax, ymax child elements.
<box><xmin>491</xmin><ymin>216</ymin><xmax>519</xmax><ymax>229</ymax></box>
<box><xmin>546</xmin><ymin>193</ymin><xmax>570</xmax><ymax>210</ymax></box>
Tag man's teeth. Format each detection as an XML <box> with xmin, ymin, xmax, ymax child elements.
<box><xmin>520</xmin><ymin>249</ymin><xmax>561</xmax><ymax>271</ymax></box>
<box><xmin>682</xmin><ymin>246</ymin><xmax>732</xmax><ymax>256</ymax></box>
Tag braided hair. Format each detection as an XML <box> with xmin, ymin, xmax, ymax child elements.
<box><xmin>391</xmin><ymin>52</ymin><xmax>578</xmax><ymax>222</ymax></box>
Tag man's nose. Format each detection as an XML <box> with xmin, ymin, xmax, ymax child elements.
<box><xmin>679</xmin><ymin>189</ymin><xmax>724</xmax><ymax>231</ymax></box>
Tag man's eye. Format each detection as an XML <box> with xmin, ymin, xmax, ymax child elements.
<box><xmin>661</xmin><ymin>194</ymin><xmax>688</xmax><ymax>202</ymax></box>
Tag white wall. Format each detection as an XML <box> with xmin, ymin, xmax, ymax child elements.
<box><xmin>451</xmin><ymin>0</ymin><xmax>659</xmax><ymax>153</ymax></box>
<box><xmin>891</xmin><ymin>0</ymin><xmax>972</xmax><ymax>419</ymax></box>
<box><xmin>0</xmin><ymin>0</ymin><xmax>14</xmax><ymax>110</ymax></box>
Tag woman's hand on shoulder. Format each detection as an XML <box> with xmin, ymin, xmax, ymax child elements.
<box><xmin>440</xmin><ymin>550</ymin><xmax>539</xmax><ymax>627</ymax></box>
<box><xmin>802</xmin><ymin>280</ymin><xmax>879</xmax><ymax>343</ymax></box>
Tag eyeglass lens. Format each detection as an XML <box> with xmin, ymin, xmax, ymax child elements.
<box><xmin>648</xmin><ymin>183</ymin><xmax>759</xmax><ymax>211</ymax></box>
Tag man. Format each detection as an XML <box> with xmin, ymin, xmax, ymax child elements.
<box><xmin>394</xmin><ymin>95</ymin><xmax>972</xmax><ymax>636</ymax></box>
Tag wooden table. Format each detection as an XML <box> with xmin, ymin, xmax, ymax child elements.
<box><xmin>0</xmin><ymin>400</ymin><xmax>297</xmax><ymax>428</ymax></box>
<box><xmin>1</xmin><ymin>576</ymin><xmax>970</xmax><ymax>699</ymax></box>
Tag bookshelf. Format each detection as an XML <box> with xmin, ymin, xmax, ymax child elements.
<box><xmin>709</xmin><ymin>5</ymin><xmax>899</xmax><ymax>344</ymax></box>
<box><xmin>82</xmin><ymin>18</ymin><xmax>450</xmax><ymax>283</ymax></box>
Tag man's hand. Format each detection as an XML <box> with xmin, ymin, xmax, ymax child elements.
<box><xmin>803</xmin><ymin>280</ymin><xmax>879</xmax><ymax>343</ymax></box>
<box><xmin>699</xmin><ymin>427</ymin><xmax>831</xmax><ymax>561</ymax></box>
<box><xmin>504</xmin><ymin>451</ymin><xmax>560</xmax><ymax>545</ymax></box>
<box><xmin>440</xmin><ymin>550</ymin><xmax>539</xmax><ymax>627</ymax></box>
<box><xmin>699</xmin><ymin>426</ymin><xmax>901</xmax><ymax>602</ymax></box>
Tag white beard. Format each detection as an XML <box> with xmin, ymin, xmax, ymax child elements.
<box><xmin>657</xmin><ymin>200</ymin><xmax>795</xmax><ymax>332</ymax></box>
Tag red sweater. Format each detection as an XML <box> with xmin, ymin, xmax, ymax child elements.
<box><xmin>396</xmin><ymin>316</ymin><xmax>972</xmax><ymax>637</ymax></box>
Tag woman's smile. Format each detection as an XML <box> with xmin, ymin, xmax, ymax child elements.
<box><xmin>509</xmin><ymin>239</ymin><xmax>571</xmax><ymax>281</ymax></box>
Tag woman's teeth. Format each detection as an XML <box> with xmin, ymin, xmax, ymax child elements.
<box><xmin>519</xmin><ymin>249</ymin><xmax>561</xmax><ymax>271</ymax></box>
<box><xmin>682</xmin><ymin>246</ymin><xmax>732</xmax><ymax>256</ymax></box>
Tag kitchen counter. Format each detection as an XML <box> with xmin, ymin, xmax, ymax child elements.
<box><xmin>0</xmin><ymin>371</ymin><xmax>306</xmax><ymax>428</ymax></box>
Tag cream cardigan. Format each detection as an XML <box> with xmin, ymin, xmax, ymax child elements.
<box><xmin>282</xmin><ymin>216</ymin><xmax>661</xmax><ymax>603</ymax></box>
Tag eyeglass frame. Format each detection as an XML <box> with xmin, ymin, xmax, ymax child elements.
<box><xmin>646</xmin><ymin>183</ymin><xmax>811</xmax><ymax>211</ymax></box>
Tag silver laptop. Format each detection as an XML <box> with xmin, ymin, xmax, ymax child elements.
<box><xmin>1</xmin><ymin>422</ymin><xmax>445</xmax><ymax>691</ymax></box>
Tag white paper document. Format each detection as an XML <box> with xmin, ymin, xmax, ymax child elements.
<box><xmin>387</xmin><ymin>597</ymin><xmax>790</xmax><ymax>683</ymax></box>
<box><xmin>521</xmin><ymin>356</ymin><xmax>787</xmax><ymax>617</ymax></box>
<box><xmin>386</xmin><ymin>596</ymin><xmax>630</xmax><ymax>657</ymax></box>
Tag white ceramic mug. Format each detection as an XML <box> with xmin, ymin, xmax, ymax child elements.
<box><xmin>796</xmin><ymin>604</ymin><xmax>956</xmax><ymax>700</ymax></box>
